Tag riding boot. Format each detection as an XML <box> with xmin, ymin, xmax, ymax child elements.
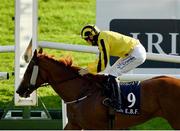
<box><xmin>107</xmin><ymin>75</ymin><xmax>122</xmax><ymax>111</ymax></box>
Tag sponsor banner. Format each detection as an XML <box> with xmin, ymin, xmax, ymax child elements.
<box><xmin>110</xmin><ymin>19</ymin><xmax>180</xmax><ymax>68</ymax></box>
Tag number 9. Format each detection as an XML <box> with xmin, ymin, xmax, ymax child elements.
<box><xmin>127</xmin><ymin>93</ymin><xmax>136</xmax><ymax>108</ymax></box>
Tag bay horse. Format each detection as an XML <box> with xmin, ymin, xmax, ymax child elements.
<box><xmin>16</xmin><ymin>49</ymin><xmax>180</xmax><ymax>130</ymax></box>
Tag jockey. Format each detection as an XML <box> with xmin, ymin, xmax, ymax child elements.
<box><xmin>79</xmin><ymin>24</ymin><xmax>146</xmax><ymax>111</ymax></box>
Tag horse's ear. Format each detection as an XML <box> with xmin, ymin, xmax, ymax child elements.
<box><xmin>33</xmin><ymin>49</ymin><xmax>38</xmax><ymax>58</ymax></box>
<box><xmin>38</xmin><ymin>48</ymin><xmax>43</xmax><ymax>54</ymax></box>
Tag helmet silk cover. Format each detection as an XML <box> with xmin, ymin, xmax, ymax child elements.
<box><xmin>81</xmin><ymin>25</ymin><xmax>100</xmax><ymax>39</ymax></box>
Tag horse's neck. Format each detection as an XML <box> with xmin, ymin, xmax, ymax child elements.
<box><xmin>40</xmin><ymin>60</ymin><xmax>63</xmax><ymax>80</ymax></box>
<box><xmin>40</xmin><ymin>58</ymin><xmax>86</xmax><ymax>102</ymax></box>
<box><xmin>50</xmin><ymin>74</ymin><xmax>92</xmax><ymax>103</ymax></box>
<box><xmin>57</xmin><ymin>78</ymin><xmax>89</xmax><ymax>102</ymax></box>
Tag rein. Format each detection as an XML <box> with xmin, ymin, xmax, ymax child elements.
<box><xmin>64</xmin><ymin>95</ymin><xmax>89</xmax><ymax>104</ymax></box>
<box><xmin>53</xmin><ymin>74</ymin><xmax>92</xmax><ymax>104</ymax></box>
<box><xmin>50</xmin><ymin>72</ymin><xmax>92</xmax><ymax>104</ymax></box>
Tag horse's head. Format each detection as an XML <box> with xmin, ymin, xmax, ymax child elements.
<box><xmin>16</xmin><ymin>48</ymin><xmax>47</xmax><ymax>98</ymax></box>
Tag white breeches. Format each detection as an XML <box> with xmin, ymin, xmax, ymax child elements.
<box><xmin>104</xmin><ymin>43</ymin><xmax>146</xmax><ymax>77</ymax></box>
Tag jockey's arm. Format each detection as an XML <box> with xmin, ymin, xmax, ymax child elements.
<box><xmin>97</xmin><ymin>38</ymin><xmax>110</xmax><ymax>73</ymax></box>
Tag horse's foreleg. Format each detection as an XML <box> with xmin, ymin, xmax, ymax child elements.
<box><xmin>64</xmin><ymin>122</ymin><xmax>82</xmax><ymax>130</ymax></box>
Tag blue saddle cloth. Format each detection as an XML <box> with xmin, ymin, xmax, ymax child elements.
<box><xmin>118</xmin><ymin>81</ymin><xmax>141</xmax><ymax>115</ymax></box>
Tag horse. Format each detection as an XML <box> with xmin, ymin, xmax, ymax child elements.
<box><xmin>16</xmin><ymin>49</ymin><xmax>180</xmax><ymax>130</ymax></box>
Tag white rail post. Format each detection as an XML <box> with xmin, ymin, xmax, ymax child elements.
<box><xmin>14</xmin><ymin>0</ymin><xmax>38</xmax><ymax>106</ymax></box>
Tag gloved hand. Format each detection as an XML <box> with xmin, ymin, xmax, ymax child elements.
<box><xmin>78</xmin><ymin>68</ymin><xmax>89</xmax><ymax>76</ymax></box>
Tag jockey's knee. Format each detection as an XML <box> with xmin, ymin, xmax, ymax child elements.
<box><xmin>135</xmin><ymin>54</ymin><xmax>146</xmax><ymax>64</ymax></box>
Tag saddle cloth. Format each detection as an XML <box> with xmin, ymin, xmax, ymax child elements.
<box><xmin>118</xmin><ymin>81</ymin><xmax>141</xmax><ymax>115</ymax></box>
<box><xmin>103</xmin><ymin>80</ymin><xmax>141</xmax><ymax>115</ymax></box>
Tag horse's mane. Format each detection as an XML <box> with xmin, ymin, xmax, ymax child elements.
<box><xmin>38</xmin><ymin>53</ymin><xmax>80</xmax><ymax>71</ymax></box>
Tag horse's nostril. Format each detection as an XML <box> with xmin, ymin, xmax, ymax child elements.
<box><xmin>16</xmin><ymin>90</ymin><xmax>19</xmax><ymax>94</ymax></box>
<box><xmin>16</xmin><ymin>89</ymin><xmax>21</xmax><ymax>94</ymax></box>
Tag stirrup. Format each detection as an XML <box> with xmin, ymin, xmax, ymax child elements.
<box><xmin>102</xmin><ymin>98</ymin><xmax>113</xmax><ymax>107</ymax></box>
<box><xmin>103</xmin><ymin>98</ymin><xmax>123</xmax><ymax>112</ymax></box>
